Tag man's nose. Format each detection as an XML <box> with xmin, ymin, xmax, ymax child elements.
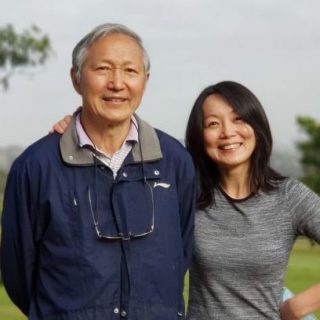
<box><xmin>107</xmin><ymin>68</ymin><xmax>125</xmax><ymax>90</ymax></box>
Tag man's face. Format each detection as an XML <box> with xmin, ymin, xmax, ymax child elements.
<box><xmin>72</xmin><ymin>33</ymin><xmax>149</xmax><ymax>126</ymax></box>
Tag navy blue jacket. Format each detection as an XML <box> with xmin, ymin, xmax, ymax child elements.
<box><xmin>1</xmin><ymin>116</ymin><xmax>195</xmax><ymax>320</ymax></box>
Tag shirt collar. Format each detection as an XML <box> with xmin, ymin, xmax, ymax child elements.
<box><xmin>76</xmin><ymin>113</ymin><xmax>139</xmax><ymax>149</ymax></box>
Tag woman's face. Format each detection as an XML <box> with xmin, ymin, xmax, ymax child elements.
<box><xmin>202</xmin><ymin>94</ymin><xmax>256</xmax><ymax>172</ymax></box>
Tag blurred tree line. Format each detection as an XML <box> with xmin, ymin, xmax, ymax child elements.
<box><xmin>0</xmin><ymin>170</ymin><xmax>6</xmax><ymax>194</ymax></box>
<box><xmin>296</xmin><ymin>116</ymin><xmax>320</xmax><ymax>195</ymax></box>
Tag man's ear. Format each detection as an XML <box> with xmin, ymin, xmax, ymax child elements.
<box><xmin>143</xmin><ymin>72</ymin><xmax>150</xmax><ymax>91</ymax></box>
<box><xmin>70</xmin><ymin>68</ymin><xmax>81</xmax><ymax>94</ymax></box>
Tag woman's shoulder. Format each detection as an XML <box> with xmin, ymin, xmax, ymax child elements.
<box><xmin>278</xmin><ymin>177</ymin><xmax>312</xmax><ymax>196</ymax></box>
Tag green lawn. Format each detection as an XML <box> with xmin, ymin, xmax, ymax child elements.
<box><xmin>0</xmin><ymin>238</ymin><xmax>319</xmax><ymax>319</ymax></box>
<box><xmin>284</xmin><ymin>238</ymin><xmax>320</xmax><ymax>318</ymax></box>
<box><xmin>0</xmin><ymin>287</ymin><xmax>26</xmax><ymax>320</ymax></box>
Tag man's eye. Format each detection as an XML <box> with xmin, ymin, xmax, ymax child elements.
<box><xmin>125</xmin><ymin>68</ymin><xmax>138</xmax><ymax>74</ymax></box>
<box><xmin>97</xmin><ymin>66</ymin><xmax>110</xmax><ymax>71</ymax></box>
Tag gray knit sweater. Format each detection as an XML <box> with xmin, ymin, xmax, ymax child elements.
<box><xmin>187</xmin><ymin>178</ymin><xmax>320</xmax><ymax>319</ymax></box>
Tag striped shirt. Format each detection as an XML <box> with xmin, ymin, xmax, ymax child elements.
<box><xmin>76</xmin><ymin>113</ymin><xmax>138</xmax><ymax>178</ymax></box>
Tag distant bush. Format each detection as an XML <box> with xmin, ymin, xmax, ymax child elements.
<box><xmin>0</xmin><ymin>170</ymin><xmax>7</xmax><ymax>194</ymax></box>
<box><xmin>297</xmin><ymin>116</ymin><xmax>320</xmax><ymax>195</ymax></box>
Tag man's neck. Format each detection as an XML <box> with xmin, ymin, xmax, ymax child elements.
<box><xmin>80</xmin><ymin>113</ymin><xmax>131</xmax><ymax>156</ymax></box>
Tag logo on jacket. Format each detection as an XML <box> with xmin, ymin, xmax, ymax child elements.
<box><xmin>153</xmin><ymin>182</ymin><xmax>171</xmax><ymax>189</ymax></box>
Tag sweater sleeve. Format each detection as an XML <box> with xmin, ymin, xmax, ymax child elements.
<box><xmin>0</xmin><ymin>160</ymin><xmax>37</xmax><ymax>316</ymax></box>
<box><xmin>285</xmin><ymin>179</ymin><xmax>320</xmax><ymax>243</ymax></box>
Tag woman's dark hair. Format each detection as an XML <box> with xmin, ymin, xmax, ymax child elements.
<box><xmin>185</xmin><ymin>80</ymin><xmax>285</xmax><ymax>210</ymax></box>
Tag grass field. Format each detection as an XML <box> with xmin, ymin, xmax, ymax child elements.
<box><xmin>0</xmin><ymin>286</ymin><xmax>26</xmax><ymax>320</ymax></box>
<box><xmin>0</xmin><ymin>238</ymin><xmax>319</xmax><ymax>319</ymax></box>
<box><xmin>284</xmin><ymin>238</ymin><xmax>320</xmax><ymax>317</ymax></box>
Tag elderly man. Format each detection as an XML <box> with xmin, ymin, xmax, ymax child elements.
<box><xmin>1</xmin><ymin>23</ymin><xmax>195</xmax><ymax>320</ymax></box>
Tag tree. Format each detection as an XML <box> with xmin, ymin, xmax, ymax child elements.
<box><xmin>0</xmin><ymin>24</ymin><xmax>51</xmax><ymax>90</ymax></box>
<box><xmin>296</xmin><ymin>116</ymin><xmax>320</xmax><ymax>195</ymax></box>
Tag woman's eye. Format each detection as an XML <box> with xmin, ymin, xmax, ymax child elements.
<box><xmin>207</xmin><ymin>121</ymin><xmax>219</xmax><ymax>127</ymax></box>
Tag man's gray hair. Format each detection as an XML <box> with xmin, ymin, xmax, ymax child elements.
<box><xmin>72</xmin><ymin>23</ymin><xmax>151</xmax><ymax>81</ymax></box>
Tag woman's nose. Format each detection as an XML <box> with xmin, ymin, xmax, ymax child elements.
<box><xmin>220</xmin><ymin>121</ymin><xmax>236</xmax><ymax>138</ymax></box>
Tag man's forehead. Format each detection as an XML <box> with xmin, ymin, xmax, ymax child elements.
<box><xmin>93</xmin><ymin>33</ymin><xmax>140</xmax><ymax>48</ymax></box>
<box><xmin>85</xmin><ymin>34</ymin><xmax>144</xmax><ymax>64</ymax></box>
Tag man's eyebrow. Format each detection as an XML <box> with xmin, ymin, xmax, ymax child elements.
<box><xmin>98</xmin><ymin>58</ymin><xmax>139</xmax><ymax>64</ymax></box>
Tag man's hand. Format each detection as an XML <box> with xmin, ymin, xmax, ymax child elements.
<box><xmin>50</xmin><ymin>115</ymin><xmax>72</xmax><ymax>134</ymax></box>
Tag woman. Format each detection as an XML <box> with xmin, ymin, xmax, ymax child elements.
<box><xmin>185</xmin><ymin>81</ymin><xmax>320</xmax><ymax>319</ymax></box>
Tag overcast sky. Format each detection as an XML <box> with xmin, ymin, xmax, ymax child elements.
<box><xmin>1</xmin><ymin>0</ymin><xmax>320</xmax><ymax>151</ymax></box>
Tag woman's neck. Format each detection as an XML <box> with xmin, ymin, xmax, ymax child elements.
<box><xmin>218</xmin><ymin>165</ymin><xmax>251</xmax><ymax>199</ymax></box>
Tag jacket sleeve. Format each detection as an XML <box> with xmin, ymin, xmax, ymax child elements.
<box><xmin>178</xmin><ymin>155</ymin><xmax>196</xmax><ymax>274</ymax></box>
<box><xmin>1</xmin><ymin>160</ymin><xmax>37</xmax><ymax>316</ymax></box>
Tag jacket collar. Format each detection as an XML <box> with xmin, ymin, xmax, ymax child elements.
<box><xmin>60</xmin><ymin>114</ymin><xmax>163</xmax><ymax>166</ymax></box>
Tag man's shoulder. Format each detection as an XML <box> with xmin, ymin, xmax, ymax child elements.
<box><xmin>135</xmin><ymin>115</ymin><xmax>189</xmax><ymax>157</ymax></box>
<box><xmin>155</xmin><ymin>129</ymin><xmax>188</xmax><ymax>155</ymax></box>
<box><xmin>155</xmin><ymin>129</ymin><xmax>194</xmax><ymax>170</ymax></box>
<box><xmin>12</xmin><ymin>133</ymin><xmax>61</xmax><ymax>169</ymax></box>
